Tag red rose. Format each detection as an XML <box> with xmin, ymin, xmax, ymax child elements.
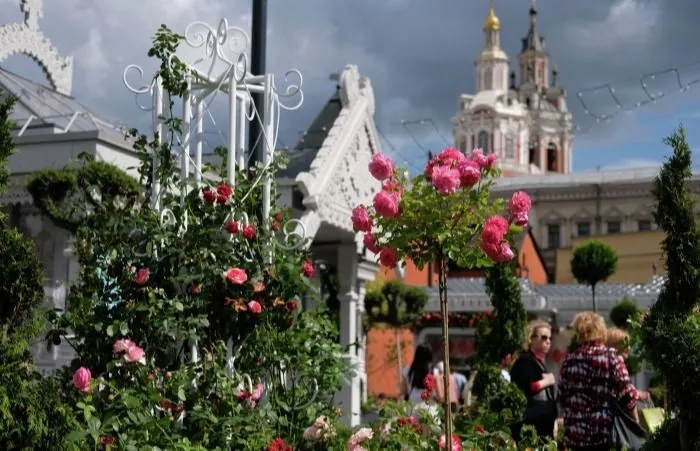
<box><xmin>286</xmin><ymin>300</ymin><xmax>298</xmax><ymax>312</ymax></box>
<box><xmin>273</xmin><ymin>211</ymin><xmax>284</xmax><ymax>222</ymax></box>
<box><xmin>134</xmin><ymin>268</ymin><xmax>150</xmax><ymax>285</ymax></box>
<box><xmin>242</xmin><ymin>224</ymin><xmax>256</xmax><ymax>240</ymax></box>
<box><xmin>100</xmin><ymin>435</ymin><xmax>116</xmax><ymax>445</ymax></box>
<box><xmin>216</xmin><ymin>183</ymin><xmax>233</xmax><ymax>204</ymax></box>
<box><xmin>202</xmin><ymin>188</ymin><xmax>217</xmax><ymax>204</ymax></box>
<box><xmin>271</xmin><ymin>220</ymin><xmax>281</xmax><ymax>232</ymax></box>
<box><xmin>301</xmin><ymin>260</ymin><xmax>315</xmax><ymax>278</ymax></box>
<box><xmin>225</xmin><ymin>220</ymin><xmax>239</xmax><ymax>234</ymax></box>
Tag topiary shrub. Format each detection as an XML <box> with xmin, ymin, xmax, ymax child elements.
<box><xmin>610</xmin><ymin>297</ymin><xmax>641</xmax><ymax>329</ymax></box>
<box><xmin>570</xmin><ymin>240</ymin><xmax>618</xmax><ymax>312</ymax></box>
<box><xmin>642</xmin><ymin>126</ymin><xmax>700</xmax><ymax>450</ymax></box>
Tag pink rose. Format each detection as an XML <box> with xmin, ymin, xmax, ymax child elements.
<box><xmin>373</xmin><ymin>191</ymin><xmax>400</xmax><ymax>217</ymax></box>
<box><xmin>512</xmin><ymin>211</ymin><xmax>529</xmax><ymax>227</ymax></box>
<box><xmin>495</xmin><ymin>242</ymin><xmax>515</xmax><ymax>262</ymax></box>
<box><xmin>470</xmin><ymin>148</ymin><xmax>487</xmax><ymax>168</ymax></box>
<box><xmin>72</xmin><ymin>367</ymin><xmax>92</xmax><ymax>393</ymax></box>
<box><xmin>480</xmin><ymin>239</ymin><xmax>501</xmax><ymax>261</ymax></box>
<box><xmin>481</xmin><ymin>215</ymin><xmax>509</xmax><ymax>244</ymax></box>
<box><xmin>382</xmin><ymin>178</ymin><xmax>402</xmax><ymax>194</ymax></box>
<box><xmin>368</xmin><ymin>153</ymin><xmax>395</xmax><ymax>181</ymax></box>
<box><xmin>224</xmin><ymin>268</ymin><xmax>248</xmax><ymax>285</ymax></box>
<box><xmin>379</xmin><ymin>248</ymin><xmax>398</xmax><ymax>268</ymax></box>
<box><xmin>124</xmin><ymin>345</ymin><xmax>145</xmax><ymax>364</ymax></box>
<box><xmin>351</xmin><ymin>205</ymin><xmax>372</xmax><ymax>232</ymax></box>
<box><xmin>431</xmin><ymin>165</ymin><xmax>461</xmax><ymax>195</ymax></box>
<box><xmin>435</xmin><ymin>147</ymin><xmax>466</xmax><ymax>168</ymax></box>
<box><xmin>363</xmin><ymin>232</ymin><xmax>380</xmax><ymax>253</ymax></box>
<box><xmin>438</xmin><ymin>433</ymin><xmax>462</xmax><ymax>451</ymax></box>
<box><xmin>247</xmin><ymin>300</ymin><xmax>262</xmax><ymax>314</ymax></box>
<box><xmin>302</xmin><ymin>260</ymin><xmax>315</xmax><ymax>278</ymax></box>
<box><xmin>424</xmin><ymin>160</ymin><xmax>436</xmax><ymax>179</ymax></box>
<box><xmin>242</xmin><ymin>224</ymin><xmax>256</xmax><ymax>240</ymax></box>
<box><xmin>509</xmin><ymin>191</ymin><xmax>532</xmax><ymax>217</ymax></box>
<box><xmin>458</xmin><ymin>160</ymin><xmax>481</xmax><ymax>187</ymax></box>
<box><xmin>113</xmin><ymin>338</ymin><xmax>136</xmax><ymax>354</ymax></box>
<box><xmin>133</xmin><ymin>268</ymin><xmax>150</xmax><ymax>285</ymax></box>
<box><xmin>484</xmin><ymin>153</ymin><xmax>498</xmax><ymax>168</ymax></box>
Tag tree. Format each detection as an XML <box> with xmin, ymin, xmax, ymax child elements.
<box><xmin>364</xmin><ymin>280</ymin><xmax>428</xmax><ymax>392</ymax></box>
<box><xmin>0</xmin><ymin>92</ymin><xmax>75</xmax><ymax>448</ymax></box>
<box><xmin>570</xmin><ymin>240</ymin><xmax>618</xmax><ymax>312</ymax></box>
<box><xmin>642</xmin><ymin>126</ymin><xmax>700</xmax><ymax>450</ymax></box>
<box><xmin>476</xmin><ymin>243</ymin><xmax>528</xmax><ymax>366</ymax></box>
<box><xmin>610</xmin><ymin>297</ymin><xmax>640</xmax><ymax>329</ymax></box>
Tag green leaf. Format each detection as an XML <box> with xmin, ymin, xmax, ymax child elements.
<box><xmin>174</xmin><ymin>301</ymin><xmax>184</xmax><ymax>312</ymax></box>
<box><xmin>177</xmin><ymin>386</ymin><xmax>186</xmax><ymax>401</ymax></box>
<box><xmin>106</xmin><ymin>324</ymin><xmax>114</xmax><ymax>337</ymax></box>
<box><xmin>120</xmin><ymin>322</ymin><xmax>129</xmax><ymax>336</ymax></box>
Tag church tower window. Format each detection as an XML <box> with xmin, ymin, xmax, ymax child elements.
<box><xmin>459</xmin><ymin>136</ymin><xmax>468</xmax><ymax>153</ymax></box>
<box><xmin>547</xmin><ymin>143</ymin><xmax>558</xmax><ymax>172</ymax></box>
<box><xmin>478</xmin><ymin>131</ymin><xmax>490</xmax><ymax>154</ymax></box>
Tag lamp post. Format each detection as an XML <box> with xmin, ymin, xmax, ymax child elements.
<box><xmin>248</xmin><ymin>0</ymin><xmax>268</xmax><ymax>167</ymax></box>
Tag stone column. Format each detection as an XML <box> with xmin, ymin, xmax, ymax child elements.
<box><xmin>336</xmin><ymin>243</ymin><xmax>360</xmax><ymax>427</ymax></box>
<box><xmin>356</xmin><ymin>259</ymin><xmax>379</xmax><ymax>405</ymax></box>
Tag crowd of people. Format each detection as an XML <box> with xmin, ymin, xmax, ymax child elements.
<box><xmin>399</xmin><ymin>311</ymin><xmax>649</xmax><ymax>450</ymax></box>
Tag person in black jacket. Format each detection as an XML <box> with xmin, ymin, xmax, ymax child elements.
<box><xmin>510</xmin><ymin>320</ymin><xmax>558</xmax><ymax>442</ymax></box>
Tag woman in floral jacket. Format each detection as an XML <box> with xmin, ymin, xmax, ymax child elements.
<box><xmin>558</xmin><ymin>312</ymin><xmax>638</xmax><ymax>451</ymax></box>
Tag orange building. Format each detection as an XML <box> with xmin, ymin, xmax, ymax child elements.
<box><xmin>365</xmin><ymin>228</ymin><xmax>548</xmax><ymax>398</ymax></box>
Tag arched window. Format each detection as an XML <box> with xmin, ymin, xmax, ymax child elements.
<box><xmin>477</xmin><ymin>131</ymin><xmax>490</xmax><ymax>154</ymax></box>
<box><xmin>505</xmin><ymin>134</ymin><xmax>515</xmax><ymax>159</ymax></box>
<box><xmin>484</xmin><ymin>68</ymin><xmax>493</xmax><ymax>91</ymax></box>
<box><xmin>547</xmin><ymin>143</ymin><xmax>558</xmax><ymax>172</ymax></box>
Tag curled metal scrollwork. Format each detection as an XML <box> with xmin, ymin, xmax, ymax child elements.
<box><xmin>273</xmin><ymin>69</ymin><xmax>305</xmax><ymax>111</ymax></box>
<box><xmin>122</xmin><ymin>64</ymin><xmax>157</xmax><ymax>112</ymax></box>
<box><xmin>127</xmin><ymin>228</ymin><xmax>149</xmax><ymax>258</ymax></box>
<box><xmin>184</xmin><ymin>18</ymin><xmax>250</xmax><ymax>80</ymax></box>
<box><xmin>273</xmin><ymin>218</ymin><xmax>307</xmax><ymax>251</ymax></box>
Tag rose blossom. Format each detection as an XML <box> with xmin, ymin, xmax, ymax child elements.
<box><xmin>223</xmin><ymin>268</ymin><xmax>248</xmax><ymax>285</ymax></box>
<box><xmin>368</xmin><ymin>153</ymin><xmax>395</xmax><ymax>181</ymax></box>
<box><xmin>484</xmin><ymin>153</ymin><xmax>498</xmax><ymax>168</ymax></box>
<box><xmin>435</xmin><ymin>147</ymin><xmax>467</xmax><ymax>168</ymax></box>
<box><xmin>248</xmin><ymin>300</ymin><xmax>262</xmax><ymax>314</ymax></box>
<box><xmin>202</xmin><ymin>187</ymin><xmax>217</xmax><ymax>204</ymax></box>
<box><xmin>133</xmin><ymin>268</ymin><xmax>150</xmax><ymax>285</ymax></box>
<box><xmin>373</xmin><ymin>190</ymin><xmax>400</xmax><ymax>217</ymax></box>
<box><xmin>379</xmin><ymin>247</ymin><xmax>398</xmax><ymax>268</ymax></box>
<box><xmin>470</xmin><ymin>148</ymin><xmax>487</xmax><ymax>168</ymax></box>
<box><xmin>216</xmin><ymin>183</ymin><xmax>233</xmax><ymax>204</ymax></box>
<box><xmin>225</xmin><ymin>219</ymin><xmax>239</xmax><ymax>234</ymax></box>
<box><xmin>302</xmin><ymin>260</ymin><xmax>315</xmax><ymax>278</ymax></box>
<box><xmin>347</xmin><ymin>427</ymin><xmax>373</xmax><ymax>451</ymax></box>
<box><xmin>124</xmin><ymin>345</ymin><xmax>146</xmax><ymax>364</ymax></box>
<box><xmin>438</xmin><ymin>433</ymin><xmax>463</xmax><ymax>451</ymax></box>
<box><xmin>242</xmin><ymin>224</ymin><xmax>256</xmax><ymax>240</ymax></box>
<box><xmin>113</xmin><ymin>338</ymin><xmax>136</xmax><ymax>354</ymax></box>
<box><xmin>494</xmin><ymin>242</ymin><xmax>515</xmax><ymax>262</ymax></box>
<box><xmin>481</xmin><ymin>215</ymin><xmax>509</xmax><ymax>244</ymax></box>
<box><xmin>351</xmin><ymin>205</ymin><xmax>373</xmax><ymax>232</ymax></box>
<box><xmin>431</xmin><ymin>165</ymin><xmax>461</xmax><ymax>195</ymax></box>
<box><xmin>363</xmin><ymin>232</ymin><xmax>380</xmax><ymax>253</ymax></box>
<box><xmin>458</xmin><ymin>160</ymin><xmax>480</xmax><ymax>187</ymax></box>
<box><xmin>508</xmin><ymin>191</ymin><xmax>532</xmax><ymax>226</ymax></box>
<box><xmin>73</xmin><ymin>367</ymin><xmax>92</xmax><ymax>393</ymax></box>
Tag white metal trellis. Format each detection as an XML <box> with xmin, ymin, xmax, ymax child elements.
<box><xmin>120</xmin><ymin>16</ymin><xmax>319</xmax><ymax>423</ymax></box>
<box><xmin>122</xmin><ymin>17</ymin><xmax>306</xmax><ymax>249</ymax></box>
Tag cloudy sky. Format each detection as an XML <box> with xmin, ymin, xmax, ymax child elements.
<box><xmin>1</xmin><ymin>0</ymin><xmax>700</xmax><ymax>173</ymax></box>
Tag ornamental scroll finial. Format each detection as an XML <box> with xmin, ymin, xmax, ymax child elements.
<box><xmin>0</xmin><ymin>0</ymin><xmax>74</xmax><ymax>95</ymax></box>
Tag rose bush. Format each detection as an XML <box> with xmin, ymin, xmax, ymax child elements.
<box><xmin>26</xmin><ymin>25</ymin><xmax>346</xmax><ymax>449</ymax></box>
<box><xmin>352</xmin><ymin>147</ymin><xmax>532</xmax><ymax>444</ymax></box>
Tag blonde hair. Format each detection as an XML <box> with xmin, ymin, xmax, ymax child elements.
<box><xmin>606</xmin><ymin>327</ymin><xmax>630</xmax><ymax>353</ymax></box>
<box><xmin>525</xmin><ymin>320</ymin><xmax>552</xmax><ymax>350</ymax></box>
<box><xmin>572</xmin><ymin>311</ymin><xmax>607</xmax><ymax>344</ymax></box>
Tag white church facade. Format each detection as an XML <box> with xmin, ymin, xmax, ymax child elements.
<box><xmin>452</xmin><ymin>1</ymin><xmax>573</xmax><ymax>176</ymax></box>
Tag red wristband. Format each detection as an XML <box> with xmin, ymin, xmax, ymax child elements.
<box><xmin>530</xmin><ymin>381</ymin><xmax>541</xmax><ymax>393</ymax></box>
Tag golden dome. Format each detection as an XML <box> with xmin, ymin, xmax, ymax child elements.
<box><xmin>484</xmin><ymin>5</ymin><xmax>500</xmax><ymax>31</ymax></box>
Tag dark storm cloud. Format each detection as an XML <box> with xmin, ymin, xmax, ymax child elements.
<box><xmin>1</xmin><ymin>0</ymin><xmax>698</xmax><ymax>151</ymax></box>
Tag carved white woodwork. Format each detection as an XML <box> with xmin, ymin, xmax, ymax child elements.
<box><xmin>0</xmin><ymin>0</ymin><xmax>74</xmax><ymax>95</ymax></box>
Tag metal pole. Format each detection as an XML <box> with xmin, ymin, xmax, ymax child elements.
<box><xmin>248</xmin><ymin>0</ymin><xmax>268</xmax><ymax>167</ymax></box>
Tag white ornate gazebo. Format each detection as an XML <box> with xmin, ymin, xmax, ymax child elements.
<box><xmin>0</xmin><ymin>0</ymin><xmax>382</xmax><ymax>427</ymax></box>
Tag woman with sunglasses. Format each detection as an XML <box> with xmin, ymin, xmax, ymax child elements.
<box><xmin>510</xmin><ymin>320</ymin><xmax>558</xmax><ymax>442</ymax></box>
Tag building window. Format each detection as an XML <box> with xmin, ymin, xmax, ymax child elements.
<box><xmin>484</xmin><ymin>68</ymin><xmax>493</xmax><ymax>90</ymax></box>
<box><xmin>505</xmin><ymin>134</ymin><xmax>515</xmax><ymax>159</ymax></box>
<box><xmin>547</xmin><ymin>224</ymin><xmax>560</xmax><ymax>249</ymax></box>
<box><xmin>638</xmin><ymin>219</ymin><xmax>652</xmax><ymax>231</ymax></box>
<box><xmin>607</xmin><ymin>221</ymin><xmax>621</xmax><ymax>234</ymax></box>
<box><xmin>577</xmin><ymin>222</ymin><xmax>591</xmax><ymax>237</ymax></box>
<box><xmin>477</xmin><ymin>131</ymin><xmax>490</xmax><ymax>154</ymax></box>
